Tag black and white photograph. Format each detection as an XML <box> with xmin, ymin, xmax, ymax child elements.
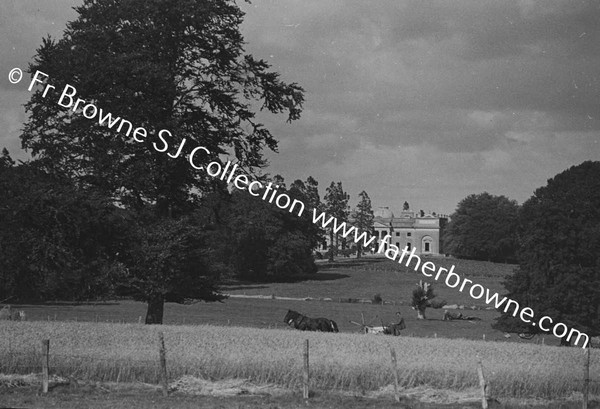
<box><xmin>1</xmin><ymin>1</ymin><xmax>600</xmax><ymax>408</ymax></box>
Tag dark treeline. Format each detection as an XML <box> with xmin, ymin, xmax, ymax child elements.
<box><xmin>0</xmin><ymin>154</ymin><xmax>324</xmax><ymax>306</ymax></box>
<box><xmin>441</xmin><ymin>162</ymin><xmax>600</xmax><ymax>343</ymax></box>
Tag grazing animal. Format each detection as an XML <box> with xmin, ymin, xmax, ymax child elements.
<box><xmin>0</xmin><ymin>306</ymin><xmax>26</xmax><ymax>321</ymax></box>
<box><xmin>0</xmin><ymin>305</ymin><xmax>11</xmax><ymax>320</ymax></box>
<box><xmin>284</xmin><ymin>310</ymin><xmax>339</xmax><ymax>333</ymax></box>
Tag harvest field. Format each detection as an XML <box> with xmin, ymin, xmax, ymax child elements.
<box><xmin>1</xmin><ymin>321</ymin><xmax>599</xmax><ymax>401</ymax></box>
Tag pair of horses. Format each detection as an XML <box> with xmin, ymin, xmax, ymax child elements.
<box><xmin>284</xmin><ymin>309</ymin><xmax>339</xmax><ymax>333</ymax></box>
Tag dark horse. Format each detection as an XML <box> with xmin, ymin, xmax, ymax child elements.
<box><xmin>284</xmin><ymin>310</ymin><xmax>339</xmax><ymax>333</ymax></box>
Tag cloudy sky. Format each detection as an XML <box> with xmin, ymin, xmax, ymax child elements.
<box><xmin>1</xmin><ymin>1</ymin><xmax>599</xmax><ymax>214</ymax></box>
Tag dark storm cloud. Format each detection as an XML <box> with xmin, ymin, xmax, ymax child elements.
<box><xmin>239</xmin><ymin>0</ymin><xmax>600</xmax><ymax>212</ymax></box>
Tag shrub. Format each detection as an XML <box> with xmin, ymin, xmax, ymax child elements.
<box><xmin>371</xmin><ymin>293</ymin><xmax>383</xmax><ymax>305</ymax></box>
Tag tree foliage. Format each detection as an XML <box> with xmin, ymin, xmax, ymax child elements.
<box><xmin>353</xmin><ymin>190</ymin><xmax>374</xmax><ymax>258</ymax></box>
<box><xmin>289</xmin><ymin>176</ymin><xmax>324</xmax><ymax>250</ymax></box>
<box><xmin>324</xmin><ymin>181</ymin><xmax>350</xmax><ymax>261</ymax></box>
<box><xmin>20</xmin><ymin>0</ymin><xmax>304</xmax><ymax>323</ymax></box>
<box><xmin>442</xmin><ymin>192</ymin><xmax>519</xmax><ymax>262</ymax></box>
<box><xmin>225</xmin><ymin>177</ymin><xmax>317</xmax><ymax>281</ymax></box>
<box><xmin>124</xmin><ymin>213</ymin><xmax>227</xmax><ymax>324</ymax></box>
<box><xmin>0</xmin><ymin>158</ymin><xmax>131</xmax><ymax>302</ymax></box>
<box><xmin>494</xmin><ymin>161</ymin><xmax>600</xmax><ymax>341</ymax></box>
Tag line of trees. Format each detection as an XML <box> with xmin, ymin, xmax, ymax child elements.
<box><xmin>492</xmin><ymin>161</ymin><xmax>600</xmax><ymax>343</ymax></box>
<box><xmin>443</xmin><ymin>162</ymin><xmax>600</xmax><ymax>343</ymax></box>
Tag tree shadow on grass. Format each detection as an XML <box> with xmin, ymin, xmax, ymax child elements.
<box><xmin>304</xmin><ymin>272</ymin><xmax>350</xmax><ymax>281</ymax></box>
<box><xmin>317</xmin><ymin>258</ymin><xmax>388</xmax><ymax>271</ymax></box>
<box><xmin>10</xmin><ymin>301</ymin><xmax>121</xmax><ymax>307</ymax></box>
<box><xmin>266</xmin><ymin>272</ymin><xmax>351</xmax><ymax>283</ymax></box>
<box><xmin>221</xmin><ymin>285</ymin><xmax>271</xmax><ymax>291</ymax></box>
<box><xmin>223</xmin><ymin>272</ymin><xmax>351</xmax><ymax>287</ymax></box>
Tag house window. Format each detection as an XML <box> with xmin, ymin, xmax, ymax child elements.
<box><xmin>406</xmin><ymin>242</ymin><xmax>411</xmax><ymax>251</ymax></box>
<box><xmin>407</xmin><ymin>232</ymin><xmax>412</xmax><ymax>237</ymax></box>
<box><xmin>422</xmin><ymin>236</ymin><xmax>433</xmax><ymax>253</ymax></box>
<box><xmin>395</xmin><ymin>232</ymin><xmax>400</xmax><ymax>236</ymax></box>
<box><xmin>396</xmin><ymin>242</ymin><xmax>400</xmax><ymax>248</ymax></box>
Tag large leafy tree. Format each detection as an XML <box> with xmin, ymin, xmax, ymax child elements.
<box><xmin>125</xmin><ymin>213</ymin><xmax>227</xmax><ymax>323</ymax></box>
<box><xmin>353</xmin><ymin>190</ymin><xmax>374</xmax><ymax>258</ymax></box>
<box><xmin>494</xmin><ymin>161</ymin><xmax>600</xmax><ymax>344</ymax></box>
<box><xmin>323</xmin><ymin>181</ymin><xmax>350</xmax><ymax>261</ymax></box>
<box><xmin>0</xmin><ymin>157</ymin><xmax>132</xmax><ymax>302</ymax></box>
<box><xmin>226</xmin><ymin>177</ymin><xmax>317</xmax><ymax>281</ymax></box>
<box><xmin>21</xmin><ymin>0</ymin><xmax>304</xmax><ymax>323</ymax></box>
<box><xmin>289</xmin><ymin>176</ymin><xmax>323</xmax><ymax>250</ymax></box>
<box><xmin>442</xmin><ymin>192</ymin><xmax>519</xmax><ymax>263</ymax></box>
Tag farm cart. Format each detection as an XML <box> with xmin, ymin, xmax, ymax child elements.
<box><xmin>349</xmin><ymin>312</ymin><xmax>406</xmax><ymax>336</ymax></box>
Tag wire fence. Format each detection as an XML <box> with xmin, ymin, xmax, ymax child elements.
<box><xmin>1</xmin><ymin>333</ymin><xmax>600</xmax><ymax>407</ymax></box>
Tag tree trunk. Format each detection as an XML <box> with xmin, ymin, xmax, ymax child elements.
<box><xmin>145</xmin><ymin>295</ymin><xmax>165</xmax><ymax>324</ymax></box>
<box><xmin>328</xmin><ymin>229</ymin><xmax>334</xmax><ymax>262</ymax></box>
<box><xmin>356</xmin><ymin>246</ymin><xmax>362</xmax><ymax>259</ymax></box>
<box><xmin>416</xmin><ymin>307</ymin><xmax>426</xmax><ymax>320</ymax></box>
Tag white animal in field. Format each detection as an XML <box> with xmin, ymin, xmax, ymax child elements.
<box><xmin>0</xmin><ymin>305</ymin><xmax>12</xmax><ymax>320</ymax></box>
<box><xmin>0</xmin><ymin>305</ymin><xmax>26</xmax><ymax>321</ymax></box>
<box><xmin>364</xmin><ymin>326</ymin><xmax>385</xmax><ymax>334</ymax></box>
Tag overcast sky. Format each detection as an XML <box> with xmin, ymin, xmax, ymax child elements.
<box><xmin>1</xmin><ymin>1</ymin><xmax>599</xmax><ymax>215</ymax></box>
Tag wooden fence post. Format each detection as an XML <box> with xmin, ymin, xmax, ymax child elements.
<box><xmin>303</xmin><ymin>339</ymin><xmax>309</xmax><ymax>400</ymax></box>
<box><xmin>158</xmin><ymin>332</ymin><xmax>168</xmax><ymax>397</ymax></box>
<box><xmin>41</xmin><ymin>339</ymin><xmax>49</xmax><ymax>393</ymax></box>
<box><xmin>583</xmin><ymin>346</ymin><xmax>590</xmax><ymax>409</ymax></box>
<box><xmin>477</xmin><ymin>357</ymin><xmax>489</xmax><ymax>409</ymax></box>
<box><xmin>390</xmin><ymin>348</ymin><xmax>400</xmax><ymax>402</ymax></box>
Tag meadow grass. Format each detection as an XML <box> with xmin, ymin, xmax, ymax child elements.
<box><xmin>1</xmin><ymin>321</ymin><xmax>597</xmax><ymax>399</ymax></box>
<box><xmin>222</xmin><ymin>257</ymin><xmax>514</xmax><ymax>308</ymax></box>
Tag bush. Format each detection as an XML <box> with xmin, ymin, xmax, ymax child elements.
<box><xmin>371</xmin><ymin>293</ymin><xmax>383</xmax><ymax>305</ymax></box>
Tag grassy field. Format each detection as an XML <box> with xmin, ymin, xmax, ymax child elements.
<box><xmin>11</xmin><ymin>297</ymin><xmax>546</xmax><ymax>345</ymax></box>
<box><xmin>223</xmin><ymin>256</ymin><xmax>514</xmax><ymax>307</ymax></box>
<box><xmin>1</xmin><ymin>321</ymin><xmax>598</xmax><ymax>400</ymax></box>
<box><xmin>3</xmin><ymin>256</ymin><xmax>566</xmax><ymax>350</ymax></box>
<box><xmin>9</xmin><ymin>256</ymin><xmax>556</xmax><ymax>345</ymax></box>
